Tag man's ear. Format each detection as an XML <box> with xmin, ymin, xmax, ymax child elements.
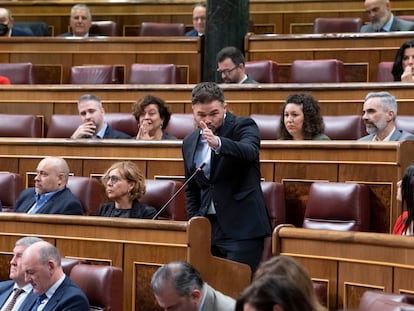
<box><xmin>190</xmin><ymin>289</ymin><xmax>202</xmax><ymax>301</ymax></box>
<box><xmin>387</xmin><ymin>110</ymin><xmax>395</xmax><ymax>122</ymax></box>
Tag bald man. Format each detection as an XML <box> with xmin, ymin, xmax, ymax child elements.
<box><xmin>21</xmin><ymin>241</ymin><xmax>89</xmax><ymax>310</ymax></box>
<box><xmin>14</xmin><ymin>157</ymin><xmax>83</xmax><ymax>215</ymax></box>
<box><xmin>361</xmin><ymin>0</ymin><xmax>414</xmax><ymax>32</ymax></box>
<box><xmin>0</xmin><ymin>8</ymin><xmax>33</xmax><ymax>37</ymax></box>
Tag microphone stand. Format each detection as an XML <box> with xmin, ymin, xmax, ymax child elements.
<box><xmin>152</xmin><ymin>163</ymin><xmax>205</xmax><ymax>220</ymax></box>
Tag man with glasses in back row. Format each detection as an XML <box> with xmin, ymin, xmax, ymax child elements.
<box><xmin>216</xmin><ymin>46</ymin><xmax>257</xmax><ymax>84</ymax></box>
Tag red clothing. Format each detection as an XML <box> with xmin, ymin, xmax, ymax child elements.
<box><xmin>0</xmin><ymin>76</ymin><xmax>10</xmax><ymax>84</ymax></box>
<box><xmin>392</xmin><ymin>211</ymin><xmax>408</xmax><ymax>235</ymax></box>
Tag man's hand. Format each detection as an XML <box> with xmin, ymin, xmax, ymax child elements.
<box><xmin>200</xmin><ymin>121</ymin><xmax>219</xmax><ymax>149</ymax></box>
<box><xmin>70</xmin><ymin>121</ymin><xmax>96</xmax><ymax>139</ymax></box>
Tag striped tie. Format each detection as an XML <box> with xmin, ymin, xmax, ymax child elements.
<box><xmin>4</xmin><ymin>288</ymin><xmax>24</xmax><ymax>311</ymax></box>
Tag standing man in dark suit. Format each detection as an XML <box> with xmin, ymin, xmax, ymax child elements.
<box><xmin>216</xmin><ymin>46</ymin><xmax>257</xmax><ymax>84</ymax></box>
<box><xmin>21</xmin><ymin>241</ymin><xmax>89</xmax><ymax>311</ymax></box>
<box><xmin>182</xmin><ymin>82</ymin><xmax>271</xmax><ymax>273</ymax></box>
<box><xmin>0</xmin><ymin>8</ymin><xmax>33</xmax><ymax>37</ymax></box>
<box><xmin>71</xmin><ymin>94</ymin><xmax>130</xmax><ymax>139</ymax></box>
<box><xmin>58</xmin><ymin>4</ymin><xmax>95</xmax><ymax>37</ymax></box>
<box><xmin>359</xmin><ymin>91</ymin><xmax>414</xmax><ymax>141</ymax></box>
<box><xmin>14</xmin><ymin>157</ymin><xmax>84</xmax><ymax>215</ymax></box>
<box><xmin>186</xmin><ymin>3</ymin><xmax>206</xmax><ymax>37</ymax></box>
<box><xmin>361</xmin><ymin>0</ymin><xmax>414</xmax><ymax>32</ymax></box>
<box><xmin>0</xmin><ymin>237</ymin><xmax>43</xmax><ymax>311</ymax></box>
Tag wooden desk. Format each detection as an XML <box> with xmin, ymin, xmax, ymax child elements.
<box><xmin>5</xmin><ymin>0</ymin><xmax>414</xmax><ymax>35</ymax></box>
<box><xmin>0</xmin><ymin>214</ymin><xmax>250</xmax><ymax>311</ymax></box>
<box><xmin>274</xmin><ymin>225</ymin><xmax>414</xmax><ymax>310</ymax></box>
<box><xmin>245</xmin><ymin>32</ymin><xmax>414</xmax><ymax>82</ymax></box>
<box><xmin>0</xmin><ymin>139</ymin><xmax>412</xmax><ymax>233</ymax></box>
<box><xmin>1</xmin><ymin>84</ymin><xmax>414</xmax><ymax>127</ymax></box>
<box><xmin>0</xmin><ymin>37</ymin><xmax>201</xmax><ymax>84</ymax></box>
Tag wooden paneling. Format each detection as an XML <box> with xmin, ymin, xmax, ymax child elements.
<box><xmin>274</xmin><ymin>226</ymin><xmax>414</xmax><ymax>310</ymax></box>
<box><xmin>0</xmin><ymin>139</ymin><xmax>412</xmax><ymax>232</ymax></box>
<box><xmin>0</xmin><ymin>37</ymin><xmax>201</xmax><ymax>84</ymax></box>
<box><xmin>245</xmin><ymin>32</ymin><xmax>414</xmax><ymax>82</ymax></box>
<box><xmin>0</xmin><ymin>215</ymin><xmax>251</xmax><ymax>311</ymax></box>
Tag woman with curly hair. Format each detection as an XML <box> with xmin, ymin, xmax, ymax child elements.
<box><xmin>279</xmin><ymin>93</ymin><xmax>330</xmax><ymax>140</ymax></box>
<box><xmin>393</xmin><ymin>164</ymin><xmax>414</xmax><ymax>235</ymax></box>
<box><xmin>392</xmin><ymin>40</ymin><xmax>414</xmax><ymax>82</ymax></box>
<box><xmin>96</xmin><ymin>161</ymin><xmax>157</xmax><ymax>219</ymax></box>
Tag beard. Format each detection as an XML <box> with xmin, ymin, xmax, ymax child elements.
<box><xmin>365</xmin><ymin>117</ymin><xmax>388</xmax><ymax>135</ymax></box>
<box><xmin>371</xmin><ymin>13</ymin><xmax>389</xmax><ymax>31</ymax></box>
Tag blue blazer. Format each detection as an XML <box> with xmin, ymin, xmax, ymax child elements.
<box><xmin>361</xmin><ymin>17</ymin><xmax>414</xmax><ymax>32</ymax></box>
<box><xmin>185</xmin><ymin>29</ymin><xmax>199</xmax><ymax>36</ymax></box>
<box><xmin>182</xmin><ymin>112</ymin><xmax>272</xmax><ymax>240</ymax></box>
<box><xmin>23</xmin><ymin>276</ymin><xmax>89</xmax><ymax>311</ymax></box>
<box><xmin>14</xmin><ymin>187</ymin><xmax>83</xmax><ymax>215</ymax></box>
<box><xmin>103</xmin><ymin>125</ymin><xmax>131</xmax><ymax>138</ymax></box>
<box><xmin>11</xmin><ymin>28</ymin><xmax>33</xmax><ymax>36</ymax></box>
<box><xmin>0</xmin><ymin>280</ymin><xmax>37</xmax><ymax>311</ymax></box>
<box><xmin>358</xmin><ymin>128</ymin><xmax>414</xmax><ymax>141</ymax></box>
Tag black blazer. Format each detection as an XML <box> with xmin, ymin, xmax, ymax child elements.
<box><xmin>102</xmin><ymin>125</ymin><xmax>131</xmax><ymax>139</ymax></box>
<box><xmin>182</xmin><ymin>112</ymin><xmax>271</xmax><ymax>240</ymax></box>
<box><xmin>14</xmin><ymin>187</ymin><xmax>83</xmax><ymax>215</ymax></box>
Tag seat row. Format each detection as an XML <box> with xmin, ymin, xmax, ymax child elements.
<box><xmin>3</xmin><ymin>113</ymin><xmax>414</xmax><ymax>140</ymax></box>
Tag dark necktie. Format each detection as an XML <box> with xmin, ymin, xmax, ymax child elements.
<box><xmin>4</xmin><ymin>288</ymin><xmax>24</xmax><ymax>311</ymax></box>
<box><xmin>30</xmin><ymin>294</ymin><xmax>47</xmax><ymax>311</ymax></box>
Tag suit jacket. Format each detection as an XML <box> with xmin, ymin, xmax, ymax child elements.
<box><xmin>57</xmin><ymin>32</ymin><xmax>99</xmax><ymax>37</ymax></box>
<box><xmin>358</xmin><ymin>128</ymin><xmax>414</xmax><ymax>141</ymax></box>
<box><xmin>23</xmin><ymin>276</ymin><xmax>89</xmax><ymax>311</ymax></box>
<box><xmin>0</xmin><ymin>280</ymin><xmax>37</xmax><ymax>311</ymax></box>
<box><xmin>96</xmin><ymin>199</ymin><xmax>157</xmax><ymax>219</ymax></box>
<box><xmin>182</xmin><ymin>112</ymin><xmax>271</xmax><ymax>240</ymax></box>
<box><xmin>241</xmin><ymin>75</ymin><xmax>257</xmax><ymax>84</ymax></box>
<box><xmin>185</xmin><ymin>29</ymin><xmax>199</xmax><ymax>36</ymax></box>
<box><xmin>361</xmin><ymin>16</ymin><xmax>414</xmax><ymax>32</ymax></box>
<box><xmin>201</xmin><ymin>283</ymin><xmax>235</xmax><ymax>311</ymax></box>
<box><xmin>11</xmin><ymin>28</ymin><xmax>33</xmax><ymax>36</ymax></box>
<box><xmin>102</xmin><ymin>125</ymin><xmax>131</xmax><ymax>138</ymax></box>
<box><xmin>14</xmin><ymin>187</ymin><xmax>83</xmax><ymax>215</ymax></box>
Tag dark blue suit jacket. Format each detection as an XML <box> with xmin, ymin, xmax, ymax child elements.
<box><xmin>0</xmin><ymin>280</ymin><xmax>37</xmax><ymax>311</ymax></box>
<box><xmin>185</xmin><ymin>29</ymin><xmax>199</xmax><ymax>36</ymax></box>
<box><xmin>14</xmin><ymin>187</ymin><xmax>83</xmax><ymax>215</ymax></box>
<box><xmin>23</xmin><ymin>276</ymin><xmax>89</xmax><ymax>311</ymax></box>
<box><xmin>103</xmin><ymin>125</ymin><xmax>131</xmax><ymax>138</ymax></box>
<box><xmin>182</xmin><ymin>112</ymin><xmax>271</xmax><ymax>240</ymax></box>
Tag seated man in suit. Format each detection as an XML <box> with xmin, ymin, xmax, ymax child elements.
<box><xmin>21</xmin><ymin>241</ymin><xmax>89</xmax><ymax>310</ymax></box>
<box><xmin>186</xmin><ymin>3</ymin><xmax>206</xmax><ymax>36</ymax></box>
<box><xmin>151</xmin><ymin>261</ymin><xmax>235</xmax><ymax>311</ymax></box>
<box><xmin>361</xmin><ymin>0</ymin><xmax>414</xmax><ymax>32</ymax></box>
<box><xmin>359</xmin><ymin>91</ymin><xmax>414</xmax><ymax>141</ymax></box>
<box><xmin>216</xmin><ymin>46</ymin><xmax>257</xmax><ymax>84</ymax></box>
<box><xmin>58</xmin><ymin>4</ymin><xmax>94</xmax><ymax>37</ymax></box>
<box><xmin>71</xmin><ymin>94</ymin><xmax>130</xmax><ymax>139</ymax></box>
<box><xmin>0</xmin><ymin>8</ymin><xmax>33</xmax><ymax>36</ymax></box>
<box><xmin>0</xmin><ymin>237</ymin><xmax>43</xmax><ymax>311</ymax></box>
<box><xmin>14</xmin><ymin>156</ymin><xmax>84</xmax><ymax>215</ymax></box>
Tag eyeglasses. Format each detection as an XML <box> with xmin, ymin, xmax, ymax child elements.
<box><xmin>103</xmin><ymin>175</ymin><xmax>122</xmax><ymax>184</ymax></box>
<box><xmin>217</xmin><ymin>65</ymin><xmax>238</xmax><ymax>75</ymax></box>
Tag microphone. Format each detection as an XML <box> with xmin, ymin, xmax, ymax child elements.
<box><xmin>151</xmin><ymin>163</ymin><xmax>206</xmax><ymax>220</ymax></box>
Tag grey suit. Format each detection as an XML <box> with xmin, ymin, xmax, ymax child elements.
<box><xmin>358</xmin><ymin>128</ymin><xmax>414</xmax><ymax>141</ymax></box>
<box><xmin>361</xmin><ymin>16</ymin><xmax>414</xmax><ymax>32</ymax></box>
<box><xmin>201</xmin><ymin>284</ymin><xmax>235</xmax><ymax>311</ymax></box>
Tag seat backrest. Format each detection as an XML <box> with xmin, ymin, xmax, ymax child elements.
<box><xmin>313</xmin><ymin>17</ymin><xmax>362</xmax><ymax>33</ymax></box>
<box><xmin>358</xmin><ymin>291</ymin><xmax>411</xmax><ymax>311</ymax></box>
<box><xmin>46</xmin><ymin>115</ymin><xmax>81</xmax><ymax>138</ymax></box>
<box><xmin>289</xmin><ymin>59</ymin><xmax>345</xmax><ymax>83</ymax></box>
<box><xmin>140</xmin><ymin>179</ymin><xmax>187</xmax><ymax>220</ymax></box>
<box><xmin>0</xmin><ymin>62</ymin><xmax>34</xmax><ymax>84</ymax></box>
<box><xmin>0</xmin><ymin>172</ymin><xmax>24</xmax><ymax>212</ymax></box>
<box><xmin>377</xmin><ymin>61</ymin><xmax>394</xmax><ymax>82</ymax></box>
<box><xmin>165</xmin><ymin>113</ymin><xmax>195</xmax><ymax>139</ymax></box>
<box><xmin>250</xmin><ymin>114</ymin><xmax>280</xmax><ymax>139</ymax></box>
<box><xmin>90</xmin><ymin>21</ymin><xmax>118</xmax><ymax>36</ymax></box>
<box><xmin>127</xmin><ymin>63</ymin><xmax>180</xmax><ymax>84</ymax></box>
<box><xmin>69</xmin><ymin>264</ymin><xmax>123</xmax><ymax>311</ymax></box>
<box><xmin>70</xmin><ymin>65</ymin><xmax>115</xmax><ymax>84</ymax></box>
<box><xmin>303</xmin><ymin>182</ymin><xmax>370</xmax><ymax>231</ymax></box>
<box><xmin>0</xmin><ymin>114</ymin><xmax>41</xmax><ymax>137</ymax></box>
<box><xmin>105</xmin><ymin>113</ymin><xmax>138</xmax><ymax>137</ymax></box>
<box><xmin>260</xmin><ymin>182</ymin><xmax>286</xmax><ymax>262</ymax></box>
<box><xmin>61</xmin><ymin>258</ymin><xmax>81</xmax><ymax>275</ymax></box>
<box><xmin>139</xmin><ymin>22</ymin><xmax>185</xmax><ymax>36</ymax></box>
<box><xmin>323</xmin><ymin>115</ymin><xmax>363</xmax><ymax>139</ymax></box>
<box><xmin>14</xmin><ymin>22</ymin><xmax>50</xmax><ymax>36</ymax></box>
<box><xmin>67</xmin><ymin>176</ymin><xmax>106</xmax><ymax>215</ymax></box>
<box><xmin>359</xmin><ymin>298</ymin><xmax>414</xmax><ymax>311</ymax></box>
<box><xmin>396</xmin><ymin>15</ymin><xmax>414</xmax><ymax>22</ymax></box>
<box><xmin>245</xmin><ymin>60</ymin><xmax>279</xmax><ymax>83</ymax></box>
<box><xmin>396</xmin><ymin>116</ymin><xmax>414</xmax><ymax>135</ymax></box>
